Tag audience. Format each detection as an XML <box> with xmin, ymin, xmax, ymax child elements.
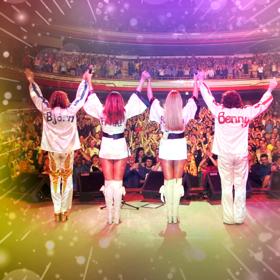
<box><xmin>249</xmin><ymin>154</ymin><xmax>272</xmax><ymax>188</ymax></box>
<box><xmin>123</xmin><ymin>156</ymin><xmax>143</xmax><ymax>188</ymax></box>
<box><xmin>25</xmin><ymin>50</ymin><xmax>280</xmax><ymax>80</ymax></box>
<box><xmin>3</xmin><ymin>91</ymin><xmax>280</xmax><ymax>191</ymax></box>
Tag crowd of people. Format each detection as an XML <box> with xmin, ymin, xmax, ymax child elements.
<box><xmin>4</xmin><ymin>94</ymin><xmax>280</xmax><ymax>193</ymax></box>
<box><xmin>26</xmin><ymin>50</ymin><xmax>280</xmax><ymax>80</ymax></box>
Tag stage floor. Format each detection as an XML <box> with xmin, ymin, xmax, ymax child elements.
<box><xmin>1</xmin><ymin>194</ymin><xmax>280</xmax><ymax>280</ymax></box>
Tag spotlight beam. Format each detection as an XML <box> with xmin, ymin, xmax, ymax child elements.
<box><xmin>86</xmin><ymin>0</ymin><xmax>97</xmax><ymax>22</ymax></box>
<box><xmin>0</xmin><ymin>27</ymin><xmax>32</xmax><ymax>47</ymax></box>
<box><xmin>246</xmin><ymin>0</ymin><xmax>279</xmax><ymax>23</ymax></box>
<box><xmin>200</xmin><ymin>7</ymin><xmax>212</xmax><ymax>20</ymax></box>
<box><xmin>20</xmin><ymin>26</ymin><xmax>28</xmax><ymax>33</ymax></box>
<box><xmin>11</xmin><ymin>5</ymin><xmax>21</xmax><ymax>13</ymax></box>
<box><xmin>193</xmin><ymin>0</ymin><xmax>204</xmax><ymax>15</ymax></box>
<box><xmin>40</xmin><ymin>0</ymin><xmax>53</xmax><ymax>14</ymax></box>
<box><xmin>246</xmin><ymin>16</ymin><xmax>280</xmax><ymax>37</ymax></box>
<box><xmin>52</xmin><ymin>0</ymin><xmax>65</xmax><ymax>15</ymax></box>
<box><xmin>64</xmin><ymin>0</ymin><xmax>72</xmax><ymax>9</ymax></box>
<box><xmin>264</xmin><ymin>15</ymin><xmax>280</xmax><ymax>27</ymax></box>
<box><xmin>0</xmin><ymin>11</ymin><xmax>16</xmax><ymax>24</ymax></box>
<box><xmin>25</xmin><ymin>1</ymin><xmax>31</xmax><ymax>7</ymax></box>
<box><xmin>241</xmin><ymin>0</ymin><xmax>255</xmax><ymax>10</ymax></box>
<box><xmin>35</xmin><ymin>10</ymin><xmax>50</xmax><ymax>25</ymax></box>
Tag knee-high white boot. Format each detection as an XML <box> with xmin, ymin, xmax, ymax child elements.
<box><xmin>172</xmin><ymin>178</ymin><xmax>184</xmax><ymax>223</ymax></box>
<box><xmin>159</xmin><ymin>179</ymin><xmax>175</xmax><ymax>223</ymax></box>
<box><xmin>100</xmin><ymin>180</ymin><xmax>114</xmax><ymax>224</ymax></box>
<box><xmin>112</xmin><ymin>180</ymin><xmax>125</xmax><ymax>224</ymax></box>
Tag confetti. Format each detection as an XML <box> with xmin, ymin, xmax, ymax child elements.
<box><xmin>45</xmin><ymin>240</ymin><xmax>55</xmax><ymax>250</ymax></box>
<box><xmin>2</xmin><ymin>51</ymin><xmax>10</xmax><ymax>58</ymax></box>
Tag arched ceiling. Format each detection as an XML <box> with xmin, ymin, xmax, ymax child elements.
<box><xmin>0</xmin><ymin>0</ymin><xmax>280</xmax><ymax>54</ymax></box>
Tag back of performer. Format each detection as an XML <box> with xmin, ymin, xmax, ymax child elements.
<box><xmin>198</xmin><ymin>76</ymin><xmax>277</xmax><ymax>224</ymax></box>
<box><xmin>25</xmin><ymin>68</ymin><xmax>92</xmax><ymax>223</ymax></box>
<box><xmin>201</xmin><ymin>87</ymin><xmax>273</xmax><ymax>157</ymax></box>
<box><xmin>83</xmin><ymin>71</ymin><xmax>150</xmax><ymax>224</ymax></box>
<box><xmin>34</xmin><ymin>88</ymin><xmax>86</xmax><ymax>153</ymax></box>
<box><xmin>148</xmin><ymin>76</ymin><xmax>199</xmax><ymax>223</ymax></box>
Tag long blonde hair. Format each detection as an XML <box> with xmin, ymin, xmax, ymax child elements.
<box><xmin>164</xmin><ymin>90</ymin><xmax>184</xmax><ymax>131</ymax></box>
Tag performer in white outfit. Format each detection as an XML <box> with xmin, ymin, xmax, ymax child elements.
<box><xmin>24</xmin><ymin>68</ymin><xmax>93</xmax><ymax>222</ymax></box>
<box><xmin>148</xmin><ymin>77</ymin><xmax>199</xmax><ymax>223</ymax></box>
<box><xmin>197</xmin><ymin>75</ymin><xmax>277</xmax><ymax>224</ymax></box>
<box><xmin>84</xmin><ymin>71</ymin><xmax>150</xmax><ymax>224</ymax></box>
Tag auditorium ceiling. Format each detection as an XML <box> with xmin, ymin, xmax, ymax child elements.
<box><xmin>0</xmin><ymin>0</ymin><xmax>280</xmax><ymax>54</ymax></box>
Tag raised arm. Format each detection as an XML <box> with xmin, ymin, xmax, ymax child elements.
<box><xmin>83</xmin><ymin>66</ymin><xmax>104</xmax><ymax>119</ymax></box>
<box><xmin>196</xmin><ymin>72</ymin><xmax>220</xmax><ymax>117</ymax></box>
<box><xmin>246</xmin><ymin>78</ymin><xmax>277</xmax><ymax>120</ymax></box>
<box><xmin>69</xmin><ymin>67</ymin><xmax>93</xmax><ymax>114</ymax></box>
<box><xmin>146</xmin><ymin>72</ymin><xmax>154</xmax><ymax>102</ymax></box>
<box><xmin>192</xmin><ymin>74</ymin><xmax>199</xmax><ymax>100</ymax></box>
<box><xmin>136</xmin><ymin>71</ymin><xmax>146</xmax><ymax>93</ymax></box>
<box><xmin>24</xmin><ymin>68</ymin><xmax>49</xmax><ymax>112</ymax></box>
<box><xmin>125</xmin><ymin>71</ymin><xmax>150</xmax><ymax>119</ymax></box>
<box><xmin>182</xmin><ymin>75</ymin><xmax>200</xmax><ymax>122</ymax></box>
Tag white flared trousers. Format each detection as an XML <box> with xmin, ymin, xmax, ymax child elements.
<box><xmin>218</xmin><ymin>154</ymin><xmax>248</xmax><ymax>224</ymax></box>
<box><xmin>48</xmin><ymin>151</ymin><xmax>74</xmax><ymax>214</ymax></box>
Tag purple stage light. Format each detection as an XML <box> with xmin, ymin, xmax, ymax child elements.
<box><xmin>211</xmin><ymin>0</ymin><xmax>228</xmax><ymax>12</ymax></box>
<box><xmin>144</xmin><ymin>0</ymin><xmax>169</xmax><ymax>5</ymax></box>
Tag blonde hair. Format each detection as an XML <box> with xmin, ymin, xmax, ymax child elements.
<box><xmin>164</xmin><ymin>90</ymin><xmax>184</xmax><ymax>131</ymax></box>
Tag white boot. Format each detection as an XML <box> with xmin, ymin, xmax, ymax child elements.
<box><xmin>172</xmin><ymin>178</ymin><xmax>184</xmax><ymax>223</ymax></box>
<box><xmin>112</xmin><ymin>180</ymin><xmax>124</xmax><ymax>224</ymax></box>
<box><xmin>100</xmin><ymin>180</ymin><xmax>113</xmax><ymax>224</ymax></box>
<box><xmin>159</xmin><ymin>179</ymin><xmax>174</xmax><ymax>224</ymax></box>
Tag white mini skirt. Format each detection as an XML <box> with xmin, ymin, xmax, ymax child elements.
<box><xmin>99</xmin><ymin>137</ymin><xmax>130</xmax><ymax>159</ymax></box>
<box><xmin>159</xmin><ymin>138</ymin><xmax>187</xmax><ymax>160</ymax></box>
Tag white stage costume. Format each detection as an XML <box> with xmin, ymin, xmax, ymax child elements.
<box><xmin>84</xmin><ymin>91</ymin><xmax>149</xmax><ymax>224</ymax></box>
<box><xmin>84</xmin><ymin>92</ymin><xmax>147</xmax><ymax>159</ymax></box>
<box><xmin>149</xmin><ymin>97</ymin><xmax>197</xmax><ymax>160</ymax></box>
<box><xmin>150</xmin><ymin>96</ymin><xmax>198</xmax><ymax>223</ymax></box>
<box><xmin>29</xmin><ymin>79</ymin><xmax>90</xmax><ymax>215</ymax></box>
<box><xmin>199</xmin><ymin>81</ymin><xmax>273</xmax><ymax>224</ymax></box>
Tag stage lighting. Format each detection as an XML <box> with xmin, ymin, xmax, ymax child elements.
<box><xmin>144</xmin><ymin>0</ymin><xmax>168</xmax><ymax>5</ymax></box>
<box><xmin>4</xmin><ymin>0</ymin><xmax>25</xmax><ymax>3</ymax></box>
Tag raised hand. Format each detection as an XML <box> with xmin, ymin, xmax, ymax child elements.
<box><xmin>24</xmin><ymin>68</ymin><xmax>34</xmax><ymax>83</ymax></box>
<box><xmin>141</xmin><ymin>70</ymin><xmax>151</xmax><ymax>81</ymax></box>
<box><xmin>196</xmin><ymin>70</ymin><xmax>205</xmax><ymax>81</ymax></box>
<box><xmin>83</xmin><ymin>65</ymin><xmax>93</xmax><ymax>82</ymax></box>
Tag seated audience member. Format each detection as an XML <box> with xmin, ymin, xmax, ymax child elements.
<box><xmin>198</xmin><ymin>147</ymin><xmax>218</xmax><ymax>187</ymax></box>
<box><xmin>123</xmin><ymin>156</ymin><xmax>143</xmax><ymax>188</ymax></box>
<box><xmin>73</xmin><ymin>157</ymin><xmax>91</xmax><ymax>191</ymax></box>
<box><xmin>248</xmin><ymin>144</ymin><xmax>258</xmax><ymax>168</ymax></box>
<box><xmin>90</xmin><ymin>154</ymin><xmax>102</xmax><ymax>172</ymax></box>
<box><xmin>152</xmin><ymin>154</ymin><xmax>162</xmax><ymax>171</ymax></box>
<box><xmin>138</xmin><ymin>156</ymin><xmax>154</xmax><ymax>185</ymax></box>
<box><xmin>271</xmin><ymin>155</ymin><xmax>280</xmax><ymax>173</ymax></box>
<box><xmin>19</xmin><ymin>149</ymin><xmax>37</xmax><ymax>173</ymax></box>
<box><xmin>249</xmin><ymin>153</ymin><xmax>271</xmax><ymax>188</ymax></box>
<box><xmin>256</xmin><ymin>142</ymin><xmax>272</xmax><ymax>162</ymax></box>
<box><xmin>85</xmin><ymin>139</ymin><xmax>100</xmax><ymax>158</ymax></box>
<box><xmin>193</xmin><ymin>142</ymin><xmax>204</xmax><ymax>170</ymax></box>
<box><xmin>272</xmin><ymin>139</ymin><xmax>280</xmax><ymax>160</ymax></box>
<box><xmin>134</xmin><ymin>147</ymin><xmax>146</xmax><ymax>164</ymax></box>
